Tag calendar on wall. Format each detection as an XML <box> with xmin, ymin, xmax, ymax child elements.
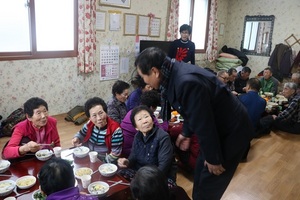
<box><xmin>100</xmin><ymin>45</ymin><xmax>120</xmax><ymax>80</ymax></box>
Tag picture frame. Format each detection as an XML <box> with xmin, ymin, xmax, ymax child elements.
<box><xmin>99</xmin><ymin>0</ymin><xmax>131</xmax><ymax>9</ymax></box>
<box><xmin>149</xmin><ymin>17</ymin><xmax>161</xmax><ymax>37</ymax></box>
<box><xmin>137</xmin><ymin>15</ymin><xmax>150</xmax><ymax>36</ymax></box>
<box><xmin>124</xmin><ymin>13</ymin><xmax>137</xmax><ymax>35</ymax></box>
<box><xmin>96</xmin><ymin>11</ymin><xmax>106</xmax><ymax>31</ymax></box>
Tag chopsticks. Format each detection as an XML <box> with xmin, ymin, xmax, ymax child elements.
<box><xmin>108</xmin><ymin>180</ymin><xmax>130</xmax><ymax>186</ymax></box>
<box><xmin>0</xmin><ymin>174</ymin><xmax>12</xmax><ymax>177</ymax></box>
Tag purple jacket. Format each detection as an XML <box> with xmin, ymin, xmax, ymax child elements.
<box><xmin>120</xmin><ymin>110</ymin><xmax>168</xmax><ymax>158</ymax></box>
<box><xmin>46</xmin><ymin>187</ymin><xmax>97</xmax><ymax>200</ymax></box>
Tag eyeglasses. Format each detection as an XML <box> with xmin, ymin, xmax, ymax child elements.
<box><xmin>121</xmin><ymin>93</ymin><xmax>129</xmax><ymax>97</ymax></box>
<box><xmin>219</xmin><ymin>76</ymin><xmax>228</xmax><ymax>80</ymax></box>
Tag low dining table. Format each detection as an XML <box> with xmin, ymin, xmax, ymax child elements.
<box><xmin>0</xmin><ymin>148</ymin><xmax>131</xmax><ymax>200</ymax></box>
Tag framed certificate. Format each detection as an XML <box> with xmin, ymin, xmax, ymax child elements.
<box><xmin>149</xmin><ymin>17</ymin><xmax>161</xmax><ymax>37</ymax></box>
<box><xmin>99</xmin><ymin>0</ymin><xmax>131</xmax><ymax>8</ymax></box>
<box><xmin>96</xmin><ymin>11</ymin><xmax>106</xmax><ymax>31</ymax></box>
<box><xmin>138</xmin><ymin>15</ymin><xmax>150</xmax><ymax>36</ymax></box>
<box><xmin>124</xmin><ymin>13</ymin><xmax>137</xmax><ymax>35</ymax></box>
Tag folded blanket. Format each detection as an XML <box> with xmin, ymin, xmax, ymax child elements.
<box><xmin>216</xmin><ymin>57</ymin><xmax>243</xmax><ymax>71</ymax></box>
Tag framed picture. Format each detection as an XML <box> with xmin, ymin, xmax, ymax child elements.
<box><xmin>149</xmin><ymin>17</ymin><xmax>161</xmax><ymax>37</ymax></box>
<box><xmin>99</xmin><ymin>0</ymin><xmax>131</xmax><ymax>8</ymax></box>
<box><xmin>138</xmin><ymin>15</ymin><xmax>150</xmax><ymax>36</ymax></box>
<box><xmin>124</xmin><ymin>13</ymin><xmax>137</xmax><ymax>35</ymax></box>
<box><xmin>96</xmin><ymin>11</ymin><xmax>106</xmax><ymax>31</ymax></box>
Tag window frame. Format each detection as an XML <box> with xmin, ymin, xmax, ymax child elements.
<box><xmin>0</xmin><ymin>0</ymin><xmax>78</xmax><ymax>61</ymax></box>
<box><xmin>180</xmin><ymin>0</ymin><xmax>210</xmax><ymax>54</ymax></box>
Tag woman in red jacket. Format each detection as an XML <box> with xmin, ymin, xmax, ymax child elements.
<box><xmin>2</xmin><ymin>97</ymin><xmax>60</xmax><ymax>160</ymax></box>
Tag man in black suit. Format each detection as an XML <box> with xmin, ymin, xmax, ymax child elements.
<box><xmin>135</xmin><ymin>47</ymin><xmax>253</xmax><ymax>200</ymax></box>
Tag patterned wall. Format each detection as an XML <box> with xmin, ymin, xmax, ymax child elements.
<box><xmin>0</xmin><ymin>0</ymin><xmax>168</xmax><ymax>118</ymax></box>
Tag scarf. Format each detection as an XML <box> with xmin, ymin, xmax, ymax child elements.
<box><xmin>83</xmin><ymin>117</ymin><xmax>120</xmax><ymax>152</ymax></box>
<box><xmin>160</xmin><ymin>57</ymin><xmax>175</xmax><ymax>121</ymax></box>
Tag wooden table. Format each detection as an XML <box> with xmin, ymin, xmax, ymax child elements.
<box><xmin>0</xmin><ymin>149</ymin><xmax>131</xmax><ymax>200</ymax></box>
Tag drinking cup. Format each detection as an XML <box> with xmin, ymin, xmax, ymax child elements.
<box><xmin>81</xmin><ymin>175</ymin><xmax>91</xmax><ymax>189</ymax></box>
<box><xmin>53</xmin><ymin>147</ymin><xmax>62</xmax><ymax>157</ymax></box>
<box><xmin>89</xmin><ymin>151</ymin><xmax>98</xmax><ymax>163</ymax></box>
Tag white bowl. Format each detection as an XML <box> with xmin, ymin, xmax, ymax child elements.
<box><xmin>98</xmin><ymin>163</ymin><xmax>117</xmax><ymax>177</ymax></box>
<box><xmin>16</xmin><ymin>175</ymin><xmax>36</xmax><ymax>189</ymax></box>
<box><xmin>0</xmin><ymin>180</ymin><xmax>15</xmax><ymax>197</ymax></box>
<box><xmin>32</xmin><ymin>189</ymin><xmax>47</xmax><ymax>200</ymax></box>
<box><xmin>0</xmin><ymin>160</ymin><xmax>11</xmax><ymax>173</ymax></box>
<box><xmin>35</xmin><ymin>149</ymin><xmax>53</xmax><ymax>161</ymax></box>
<box><xmin>88</xmin><ymin>181</ymin><xmax>109</xmax><ymax>197</ymax></box>
<box><xmin>74</xmin><ymin>167</ymin><xmax>93</xmax><ymax>179</ymax></box>
<box><xmin>73</xmin><ymin>146</ymin><xmax>90</xmax><ymax>158</ymax></box>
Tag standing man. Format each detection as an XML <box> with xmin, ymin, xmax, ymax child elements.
<box><xmin>259</xmin><ymin>67</ymin><xmax>280</xmax><ymax>95</ymax></box>
<box><xmin>135</xmin><ymin>47</ymin><xmax>253</xmax><ymax>200</ymax></box>
<box><xmin>168</xmin><ymin>24</ymin><xmax>195</xmax><ymax>64</ymax></box>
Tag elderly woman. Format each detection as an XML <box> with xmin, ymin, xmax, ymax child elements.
<box><xmin>2</xmin><ymin>97</ymin><xmax>60</xmax><ymax>160</ymax></box>
<box><xmin>118</xmin><ymin>105</ymin><xmax>176</xmax><ymax>182</ymax></box>
<box><xmin>126</xmin><ymin>75</ymin><xmax>153</xmax><ymax>111</ymax></box>
<box><xmin>39</xmin><ymin>158</ymin><xmax>98</xmax><ymax>200</ymax></box>
<box><xmin>107</xmin><ymin>80</ymin><xmax>130</xmax><ymax>123</ymax></box>
<box><xmin>72</xmin><ymin>97</ymin><xmax>123</xmax><ymax>163</ymax></box>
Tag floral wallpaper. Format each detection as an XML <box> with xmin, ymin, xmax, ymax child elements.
<box><xmin>1</xmin><ymin>0</ymin><xmax>299</xmax><ymax>118</ymax></box>
<box><xmin>0</xmin><ymin>0</ymin><xmax>168</xmax><ymax>118</ymax></box>
<box><xmin>223</xmin><ymin>0</ymin><xmax>300</xmax><ymax>76</ymax></box>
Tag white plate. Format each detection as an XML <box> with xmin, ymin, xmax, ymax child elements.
<box><xmin>32</xmin><ymin>189</ymin><xmax>47</xmax><ymax>200</ymax></box>
<box><xmin>16</xmin><ymin>175</ymin><xmax>36</xmax><ymax>189</ymax></box>
<box><xmin>88</xmin><ymin>181</ymin><xmax>109</xmax><ymax>197</ymax></box>
<box><xmin>74</xmin><ymin>167</ymin><xmax>93</xmax><ymax>179</ymax></box>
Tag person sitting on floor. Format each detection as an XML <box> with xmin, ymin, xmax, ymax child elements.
<box><xmin>217</xmin><ymin>70</ymin><xmax>229</xmax><ymax>85</ymax></box>
<box><xmin>291</xmin><ymin>72</ymin><xmax>300</xmax><ymax>94</ymax></box>
<box><xmin>118</xmin><ymin>105</ymin><xmax>177</xmax><ymax>182</ymax></box>
<box><xmin>130</xmin><ymin>165</ymin><xmax>190</xmax><ymax>200</ymax></box>
<box><xmin>234</xmin><ymin>66</ymin><xmax>251</xmax><ymax>94</ymax></box>
<box><xmin>72</xmin><ymin>97</ymin><xmax>123</xmax><ymax>164</ymax></box>
<box><xmin>107</xmin><ymin>80</ymin><xmax>130</xmax><ymax>123</ymax></box>
<box><xmin>259</xmin><ymin>67</ymin><xmax>280</xmax><ymax>95</ymax></box>
<box><xmin>126</xmin><ymin>75</ymin><xmax>153</xmax><ymax>111</ymax></box>
<box><xmin>238</xmin><ymin>78</ymin><xmax>266</xmax><ymax>161</ymax></box>
<box><xmin>121</xmin><ymin>90</ymin><xmax>167</xmax><ymax>158</ymax></box>
<box><xmin>39</xmin><ymin>158</ymin><xmax>98</xmax><ymax>200</ymax></box>
<box><xmin>227</xmin><ymin>67</ymin><xmax>238</xmax><ymax>95</ymax></box>
<box><xmin>2</xmin><ymin>97</ymin><xmax>60</xmax><ymax>160</ymax></box>
<box><xmin>258</xmin><ymin>82</ymin><xmax>300</xmax><ymax>135</ymax></box>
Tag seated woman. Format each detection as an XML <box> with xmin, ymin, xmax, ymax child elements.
<box><xmin>72</xmin><ymin>97</ymin><xmax>123</xmax><ymax>163</ymax></box>
<box><xmin>121</xmin><ymin>90</ymin><xmax>167</xmax><ymax>158</ymax></box>
<box><xmin>2</xmin><ymin>97</ymin><xmax>60</xmax><ymax>160</ymax></box>
<box><xmin>131</xmin><ymin>165</ymin><xmax>190</xmax><ymax>200</ymax></box>
<box><xmin>118</xmin><ymin>105</ymin><xmax>177</xmax><ymax>182</ymax></box>
<box><xmin>39</xmin><ymin>158</ymin><xmax>98</xmax><ymax>200</ymax></box>
<box><xmin>259</xmin><ymin>82</ymin><xmax>300</xmax><ymax>134</ymax></box>
<box><xmin>107</xmin><ymin>80</ymin><xmax>130</xmax><ymax>123</ymax></box>
<box><xmin>126</xmin><ymin>75</ymin><xmax>153</xmax><ymax>111</ymax></box>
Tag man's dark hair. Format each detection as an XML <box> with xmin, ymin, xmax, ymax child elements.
<box><xmin>227</xmin><ymin>67</ymin><xmax>237</xmax><ymax>75</ymax></box>
<box><xmin>130</xmin><ymin>105</ymin><xmax>153</xmax><ymax>128</ymax></box>
<box><xmin>135</xmin><ymin>47</ymin><xmax>166</xmax><ymax>75</ymax></box>
<box><xmin>130</xmin><ymin>165</ymin><xmax>170</xmax><ymax>200</ymax></box>
<box><xmin>39</xmin><ymin>158</ymin><xmax>75</xmax><ymax>196</ymax></box>
<box><xmin>242</xmin><ymin>66</ymin><xmax>251</xmax><ymax>74</ymax></box>
<box><xmin>24</xmin><ymin>97</ymin><xmax>48</xmax><ymax>117</ymax></box>
<box><xmin>112</xmin><ymin>80</ymin><xmax>130</xmax><ymax>96</ymax></box>
<box><xmin>84</xmin><ymin>97</ymin><xmax>107</xmax><ymax>117</ymax></box>
<box><xmin>247</xmin><ymin>78</ymin><xmax>261</xmax><ymax>91</ymax></box>
<box><xmin>264</xmin><ymin>67</ymin><xmax>273</xmax><ymax>73</ymax></box>
<box><xmin>140</xmin><ymin>90</ymin><xmax>161</xmax><ymax>108</ymax></box>
<box><xmin>180</xmin><ymin>24</ymin><xmax>192</xmax><ymax>34</ymax></box>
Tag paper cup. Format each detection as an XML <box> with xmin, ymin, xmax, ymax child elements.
<box><xmin>81</xmin><ymin>175</ymin><xmax>91</xmax><ymax>189</ymax></box>
<box><xmin>53</xmin><ymin>147</ymin><xmax>62</xmax><ymax>157</ymax></box>
<box><xmin>89</xmin><ymin>151</ymin><xmax>98</xmax><ymax>163</ymax></box>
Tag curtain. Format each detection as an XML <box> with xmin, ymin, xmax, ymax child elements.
<box><xmin>77</xmin><ymin>0</ymin><xmax>97</xmax><ymax>73</ymax></box>
<box><xmin>166</xmin><ymin>0</ymin><xmax>179</xmax><ymax>41</ymax></box>
<box><xmin>206</xmin><ymin>0</ymin><xmax>218</xmax><ymax>62</ymax></box>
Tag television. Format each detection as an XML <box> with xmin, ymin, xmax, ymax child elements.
<box><xmin>139</xmin><ymin>40</ymin><xmax>172</xmax><ymax>54</ymax></box>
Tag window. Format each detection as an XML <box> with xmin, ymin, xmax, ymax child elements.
<box><xmin>0</xmin><ymin>0</ymin><xmax>77</xmax><ymax>61</ymax></box>
<box><xmin>178</xmin><ymin>0</ymin><xmax>210</xmax><ymax>53</ymax></box>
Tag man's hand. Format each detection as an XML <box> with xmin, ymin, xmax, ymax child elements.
<box><xmin>204</xmin><ymin>160</ymin><xmax>226</xmax><ymax>176</ymax></box>
<box><xmin>175</xmin><ymin>134</ymin><xmax>191</xmax><ymax>151</ymax></box>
